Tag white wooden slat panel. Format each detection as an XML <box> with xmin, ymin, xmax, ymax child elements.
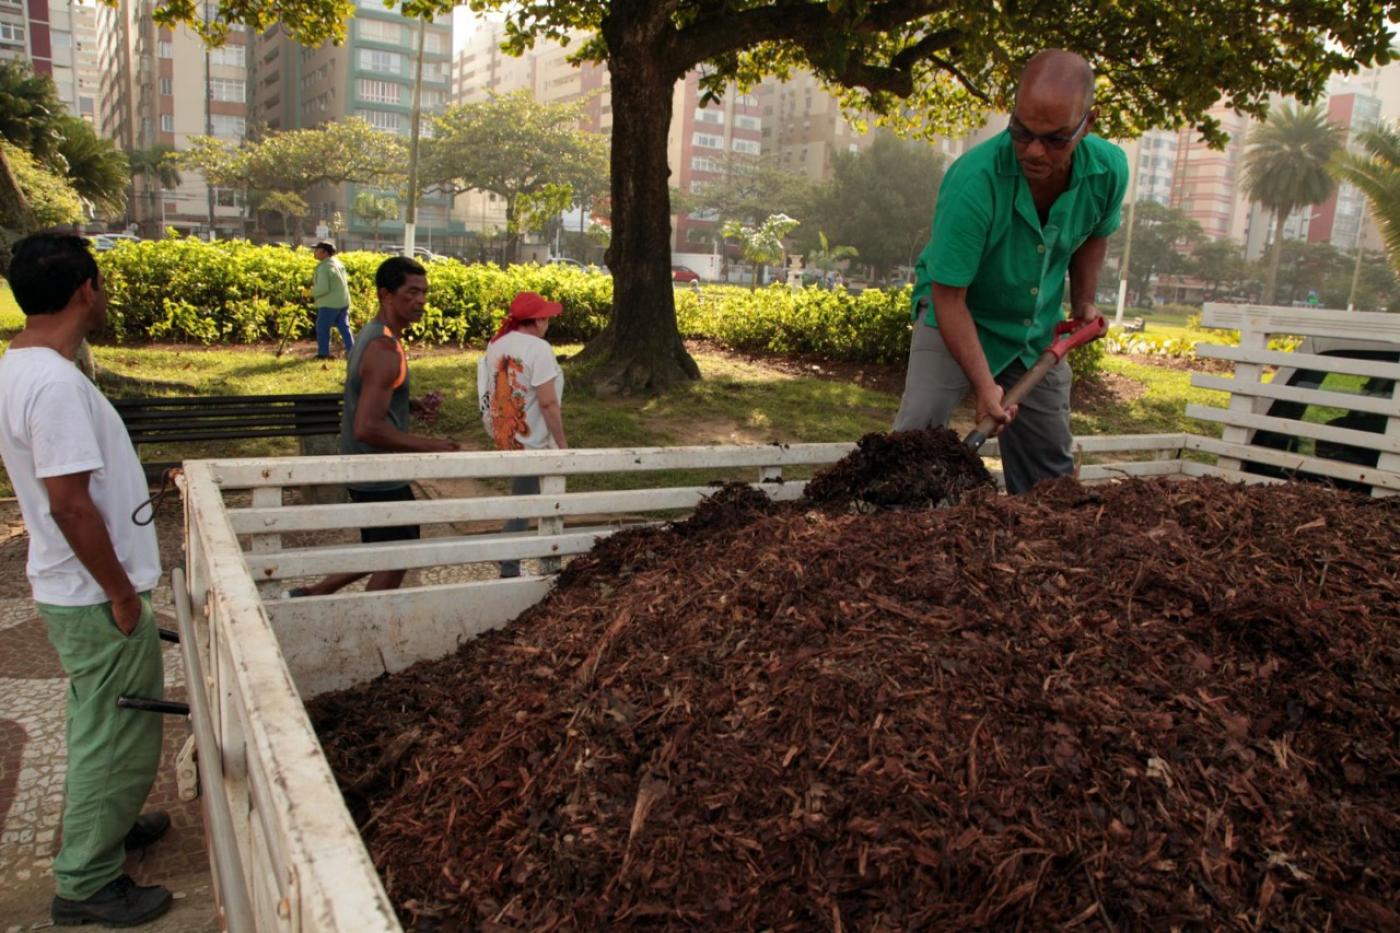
<box><xmin>208</xmin><ymin>443</ymin><xmax>855</xmax><ymax>488</ymax></box>
<box><xmin>1078</xmin><ymin>460</ymin><xmax>1185</xmax><ymax>482</ymax></box>
<box><xmin>1195</xmin><ymin>344</ymin><xmax>1400</xmax><ymax>380</ymax></box>
<box><xmin>1184</xmin><ymin>404</ymin><xmax>1400</xmax><ymax>454</ymax></box>
<box><xmin>181</xmin><ymin>462</ymin><xmax>400</xmax><ymax>931</ymax></box>
<box><xmin>1070</xmin><ymin>432</ymin><xmax>1187</xmax><ymax>453</ymax></box>
<box><xmin>227</xmin><ymin>482</ymin><xmax>807</xmax><ymax>535</ymax></box>
<box><xmin>1202</xmin><ymin>304</ymin><xmax>1400</xmax><ymax>340</ymax></box>
<box><xmin>1190</xmin><ymin>374</ymin><xmax>1400</xmax><ymax>416</ymax></box>
<box><xmin>245</xmin><ymin>528</ymin><xmax>619</xmax><ymax>581</ymax></box>
<box><xmin>1184</xmin><ymin>435</ymin><xmax>1400</xmax><ymax>491</ymax></box>
<box><xmin>1180</xmin><ymin>461</ymin><xmax>1284</xmax><ymax>485</ymax></box>
<box><xmin>265</xmin><ymin>578</ymin><xmax>554</xmax><ymax>698</ymax></box>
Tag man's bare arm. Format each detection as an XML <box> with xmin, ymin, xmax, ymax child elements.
<box><xmin>353</xmin><ymin>337</ymin><xmax>458</xmax><ymax>453</ymax></box>
<box><xmin>1068</xmin><ymin>235</ymin><xmax>1109</xmax><ymax>321</ymax></box>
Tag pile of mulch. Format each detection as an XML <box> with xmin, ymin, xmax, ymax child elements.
<box><xmin>311</xmin><ymin>477</ymin><xmax>1400</xmax><ymax>931</ymax></box>
<box><xmin>803</xmin><ymin>428</ymin><xmax>995</xmax><ymax>510</ymax></box>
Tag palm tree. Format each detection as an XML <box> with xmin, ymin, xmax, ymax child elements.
<box><xmin>57</xmin><ymin>117</ymin><xmax>129</xmax><ymax>219</ymax></box>
<box><xmin>126</xmin><ymin>146</ymin><xmax>182</xmax><ymax>235</ymax></box>
<box><xmin>1242</xmin><ymin>102</ymin><xmax>1344</xmax><ymax>305</ymax></box>
<box><xmin>1330</xmin><ymin>121</ymin><xmax>1400</xmax><ymax>269</ymax></box>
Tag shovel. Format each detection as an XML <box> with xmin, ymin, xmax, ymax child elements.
<box><xmin>963</xmin><ymin>316</ymin><xmax>1109</xmax><ymax>452</ymax></box>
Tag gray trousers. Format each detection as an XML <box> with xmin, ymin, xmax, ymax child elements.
<box><xmin>500</xmin><ymin>474</ymin><xmax>540</xmax><ymax>578</ymax></box>
<box><xmin>892</xmin><ymin>322</ymin><xmax>1074</xmax><ymax>495</ymax></box>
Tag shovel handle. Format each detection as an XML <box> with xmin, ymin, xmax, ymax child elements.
<box><xmin>964</xmin><ymin>316</ymin><xmax>1108</xmax><ymax>452</ymax></box>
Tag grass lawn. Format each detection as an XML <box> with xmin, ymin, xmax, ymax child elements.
<box><xmin>0</xmin><ymin>331</ymin><xmax>1235</xmax><ymax>497</ymax></box>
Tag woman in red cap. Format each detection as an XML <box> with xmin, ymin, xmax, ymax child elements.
<box><xmin>477</xmin><ymin>290</ymin><xmax>568</xmax><ymax>577</ymax></box>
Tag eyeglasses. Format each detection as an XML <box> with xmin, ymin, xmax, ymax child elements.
<box><xmin>1007</xmin><ymin>110</ymin><xmax>1091</xmax><ymax>151</ymax></box>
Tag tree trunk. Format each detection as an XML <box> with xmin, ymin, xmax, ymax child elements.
<box><xmin>504</xmin><ymin>195</ymin><xmax>519</xmax><ymax>265</ymax></box>
<box><xmin>1263</xmin><ymin>210</ymin><xmax>1288</xmax><ymax>305</ymax></box>
<box><xmin>577</xmin><ymin>27</ymin><xmax>699</xmax><ymax>395</ymax></box>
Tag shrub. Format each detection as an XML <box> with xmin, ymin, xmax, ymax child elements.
<box><xmin>97</xmin><ymin>236</ymin><xmax>614</xmax><ymax>346</ymax></box>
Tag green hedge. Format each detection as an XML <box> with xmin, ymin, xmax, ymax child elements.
<box><xmin>97</xmin><ymin>236</ymin><xmax>612</xmax><ymax>346</ymax></box>
<box><xmin>96</xmin><ymin>237</ymin><xmax>1107</xmax><ymax>380</ymax></box>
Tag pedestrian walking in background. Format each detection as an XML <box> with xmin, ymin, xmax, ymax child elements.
<box><xmin>477</xmin><ymin>291</ymin><xmax>567</xmax><ymax>578</ymax></box>
<box><xmin>0</xmin><ymin>233</ymin><xmax>172</xmax><ymax>927</ymax></box>
<box><xmin>311</xmin><ymin>241</ymin><xmax>353</xmax><ymax>360</ymax></box>
<box><xmin>288</xmin><ymin>256</ymin><xmax>458</xmax><ymax>598</ymax></box>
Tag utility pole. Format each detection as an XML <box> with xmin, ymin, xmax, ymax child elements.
<box><xmin>402</xmin><ymin>16</ymin><xmax>427</xmax><ymax>256</ymax></box>
<box><xmin>1346</xmin><ymin>202</ymin><xmax>1368</xmax><ymax>312</ymax></box>
<box><xmin>1114</xmin><ymin>144</ymin><xmax>1139</xmax><ymax>326</ymax></box>
<box><xmin>203</xmin><ymin>1</ymin><xmax>215</xmax><ymax>240</ymax></box>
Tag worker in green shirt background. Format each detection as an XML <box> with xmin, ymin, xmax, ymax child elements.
<box><xmin>894</xmin><ymin>49</ymin><xmax>1128</xmax><ymax>494</ymax></box>
<box><xmin>311</xmin><ymin>241</ymin><xmax>354</xmax><ymax>360</ymax></box>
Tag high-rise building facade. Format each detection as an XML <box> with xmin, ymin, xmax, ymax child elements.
<box><xmin>754</xmin><ymin>72</ymin><xmax>875</xmax><ymax>182</ymax></box>
<box><xmin>2</xmin><ymin>0</ymin><xmax>100</xmax><ymax>123</ymax></box>
<box><xmin>98</xmin><ymin>2</ymin><xmax>249</xmax><ymax>237</ymax></box>
<box><xmin>251</xmin><ymin>5</ymin><xmax>458</xmax><ymax>249</ymax></box>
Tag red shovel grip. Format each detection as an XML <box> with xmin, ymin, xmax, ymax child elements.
<box><xmin>1046</xmin><ymin>315</ymin><xmax>1108</xmax><ymax>361</ymax></box>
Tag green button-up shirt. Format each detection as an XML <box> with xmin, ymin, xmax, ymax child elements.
<box><xmin>911</xmin><ymin>131</ymin><xmax>1128</xmax><ymax>375</ymax></box>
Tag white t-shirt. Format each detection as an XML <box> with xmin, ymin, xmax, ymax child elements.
<box><xmin>0</xmin><ymin>347</ymin><xmax>161</xmax><ymax>606</ymax></box>
<box><xmin>476</xmin><ymin>330</ymin><xmax>564</xmax><ymax>451</ymax></box>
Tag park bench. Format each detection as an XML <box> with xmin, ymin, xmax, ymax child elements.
<box><xmin>111</xmin><ymin>393</ymin><xmax>342</xmax><ymax>482</ymax></box>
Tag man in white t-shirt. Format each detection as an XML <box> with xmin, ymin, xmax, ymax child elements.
<box><xmin>477</xmin><ymin>291</ymin><xmax>567</xmax><ymax>577</ymax></box>
<box><xmin>0</xmin><ymin>234</ymin><xmax>171</xmax><ymax>927</ymax></box>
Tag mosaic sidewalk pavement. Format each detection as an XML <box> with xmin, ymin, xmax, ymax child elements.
<box><xmin>0</xmin><ymin>589</ymin><xmax>217</xmax><ymax>931</ymax></box>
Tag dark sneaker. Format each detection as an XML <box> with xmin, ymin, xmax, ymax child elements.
<box><xmin>124</xmin><ymin>810</ymin><xmax>170</xmax><ymax>850</ymax></box>
<box><xmin>52</xmin><ymin>875</ymin><xmax>172</xmax><ymax>927</ymax></box>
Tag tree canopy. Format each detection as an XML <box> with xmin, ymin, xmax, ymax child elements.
<box><xmin>801</xmin><ymin>133</ymin><xmax>942</xmax><ymax>276</ymax></box>
<box><xmin>140</xmin><ymin>0</ymin><xmax>1397</xmax><ymax>392</ymax></box>
<box><xmin>420</xmin><ymin>91</ymin><xmax>608</xmax><ymax>263</ymax></box>
<box><xmin>1107</xmin><ymin>201</ymin><xmax>1204</xmax><ymax>304</ymax></box>
<box><xmin>1243</xmin><ymin>102</ymin><xmax>1344</xmax><ymax>304</ymax></box>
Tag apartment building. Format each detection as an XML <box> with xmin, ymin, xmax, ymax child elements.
<box><xmin>1</xmin><ymin>0</ymin><xmax>100</xmax><ymax>123</ymax></box>
<box><xmin>250</xmin><ymin>4</ymin><xmax>457</xmax><ymax>249</ymax></box>
<box><xmin>669</xmin><ymin>75</ymin><xmax>765</xmax><ymax>251</ymax></box>
<box><xmin>98</xmin><ymin>1</ymin><xmax>249</xmax><ymax>237</ymax></box>
<box><xmin>753</xmin><ymin>71</ymin><xmax>876</xmax><ymax>182</ymax></box>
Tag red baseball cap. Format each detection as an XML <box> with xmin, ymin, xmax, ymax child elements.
<box><xmin>509</xmin><ymin>291</ymin><xmax>564</xmax><ymax>321</ymax></box>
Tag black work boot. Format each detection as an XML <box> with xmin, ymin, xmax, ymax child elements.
<box><xmin>51</xmin><ymin>875</ymin><xmax>172</xmax><ymax>927</ymax></box>
<box><xmin>124</xmin><ymin>810</ymin><xmax>171</xmax><ymax>850</ymax></box>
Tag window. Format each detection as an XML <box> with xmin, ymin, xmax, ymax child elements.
<box><xmin>211</xmin><ymin>114</ymin><xmax>245</xmax><ymax>139</ymax></box>
<box><xmin>210</xmin><ymin>79</ymin><xmax>245</xmax><ymax>102</ymax></box>
<box><xmin>690</xmin><ymin>156</ymin><xmax>721</xmax><ymax>174</ymax></box>
<box><xmin>210</xmin><ymin>45</ymin><xmax>245</xmax><ymax>68</ymax></box>
<box><xmin>359</xmin><ymin>48</ymin><xmax>403</xmax><ymax>74</ymax></box>
<box><xmin>695</xmin><ymin>108</ymin><xmax>724</xmax><ymax>125</ymax></box>
<box><xmin>420</xmin><ymin>89</ymin><xmax>445</xmax><ymax>109</ymax></box>
<box><xmin>158</xmin><ymin>40</ymin><xmax>173</xmax><ymax>58</ymax></box>
<box><xmin>734</xmin><ymin>114</ymin><xmax>761</xmax><ymax>131</ymax></box>
<box><xmin>360</xmin><ymin>108</ymin><xmax>401</xmax><ymax>132</ymax></box>
<box><xmin>160</xmin><ymin>113</ymin><xmax>173</xmax><ymax>132</ymax></box>
<box><xmin>214</xmin><ymin>188</ymin><xmax>243</xmax><ymax>207</ymax></box>
<box><xmin>357</xmin><ymin>17</ymin><xmax>400</xmax><ymax>42</ymax></box>
<box><xmin>423</xmin><ymin>31</ymin><xmax>447</xmax><ymax>54</ymax></box>
<box><xmin>358</xmin><ymin>78</ymin><xmax>401</xmax><ymax>105</ymax></box>
<box><xmin>692</xmin><ymin>132</ymin><xmax>723</xmax><ymax>149</ymax></box>
<box><xmin>0</xmin><ymin>22</ymin><xmax>25</xmax><ymax>44</ymax></box>
<box><xmin>52</xmin><ymin>31</ymin><xmax>72</xmax><ymax>49</ymax></box>
<box><xmin>417</xmin><ymin>204</ymin><xmax>448</xmax><ymax>225</ymax></box>
<box><xmin>159</xmin><ymin>77</ymin><xmax>172</xmax><ymax>96</ymax></box>
<box><xmin>731</xmin><ymin>138</ymin><xmax>760</xmax><ymax>155</ymax></box>
<box><xmin>421</xmin><ymin>61</ymin><xmax>447</xmax><ymax>82</ymax></box>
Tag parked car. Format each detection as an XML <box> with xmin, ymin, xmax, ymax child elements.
<box><xmin>90</xmin><ymin>233</ymin><xmax>141</xmax><ymax>251</ymax></box>
<box><xmin>547</xmin><ymin>257</ymin><xmax>585</xmax><ymax>269</ymax></box>
<box><xmin>671</xmin><ymin>264</ymin><xmax>700</xmax><ymax>283</ymax></box>
<box><xmin>384</xmin><ymin>245</ymin><xmax>441</xmax><ymax>262</ymax></box>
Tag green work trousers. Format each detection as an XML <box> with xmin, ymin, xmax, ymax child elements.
<box><xmin>37</xmin><ymin>593</ymin><xmax>164</xmax><ymax>900</ymax></box>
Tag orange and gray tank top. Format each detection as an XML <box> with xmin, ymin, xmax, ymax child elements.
<box><xmin>341</xmin><ymin>318</ymin><xmax>410</xmax><ymax>492</ymax></box>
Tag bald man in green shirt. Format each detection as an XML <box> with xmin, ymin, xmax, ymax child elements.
<box><xmin>894</xmin><ymin>50</ymin><xmax>1128</xmax><ymax>494</ymax></box>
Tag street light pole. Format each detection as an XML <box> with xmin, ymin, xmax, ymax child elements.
<box><xmin>1114</xmin><ymin>144</ymin><xmax>1139</xmax><ymax>326</ymax></box>
<box><xmin>402</xmin><ymin>16</ymin><xmax>427</xmax><ymax>256</ymax></box>
<box><xmin>1346</xmin><ymin>204</ymin><xmax>1367</xmax><ymax>312</ymax></box>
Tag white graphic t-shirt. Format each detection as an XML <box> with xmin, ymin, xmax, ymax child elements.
<box><xmin>0</xmin><ymin>347</ymin><xmax>161</xmax><ymax>605</ymax></box>
<box><xmin>476</xmin><ymin>331</ymin><xmax>564</xmax><ymax>451</ymax></box>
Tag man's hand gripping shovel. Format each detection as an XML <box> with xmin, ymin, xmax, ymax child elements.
<box><xmin>963</xmin><ymin>316</ymin><xmax>1109</xmax><ymax>452</ymax></box>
